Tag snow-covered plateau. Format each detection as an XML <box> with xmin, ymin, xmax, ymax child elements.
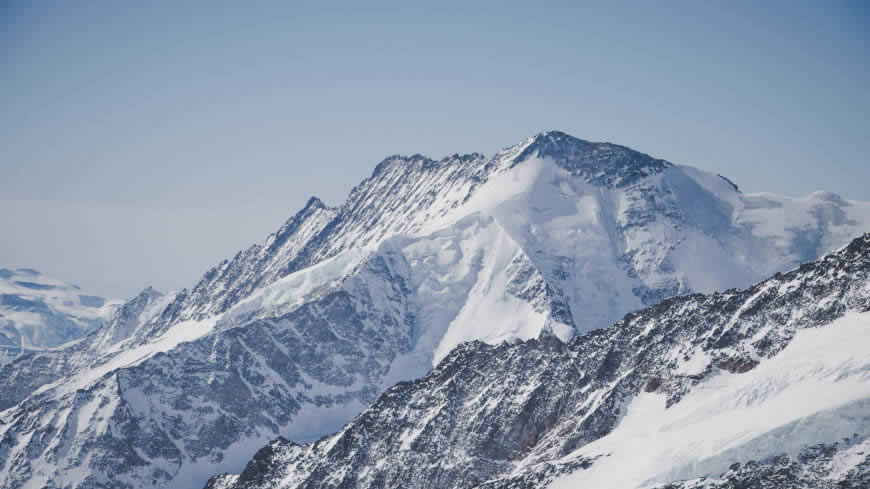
<box><xmin>1</xmin><ymin>131</ymin><xmax>869</xmax><ymax>489</ymax></box>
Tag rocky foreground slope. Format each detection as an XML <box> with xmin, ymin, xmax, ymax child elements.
<box><xmin>2</xmin><ymin>131</ymin><xmax>869</xmax><ymax>489</ymax></box>
<box><xmin>206</xmin><ymin>234</ymin><xmax>870</xmax><ymax>489</ymax></box>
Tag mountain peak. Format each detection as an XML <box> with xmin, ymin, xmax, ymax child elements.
<box><xmin>514</xmin><ymin>130</ymin><xmax>672</xmax><ymax>187</ymax></box>
<box><xmin>366</xmin><ymin>131</ymin><xmax>670</xmax><ymax>189</ymax></box>
<box><xmin>843</xmin><ymin>232</ymin><xmax>870</xmax><ymax>255</ymax></box>
<box><xmin>533</xmin><ymin>129</ymin><xmax>584</xmax><ymax>142</ymax></box>
<box><xmin>302</xmin><ymin>196</ymin><xmax>327</xmax><ymax>211</ymax></box>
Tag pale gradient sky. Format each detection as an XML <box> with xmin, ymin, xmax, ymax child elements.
<box><xmin>1</xmin><ymin>1</ymin><xmax>868</xmax><ymax>298</ymax></box>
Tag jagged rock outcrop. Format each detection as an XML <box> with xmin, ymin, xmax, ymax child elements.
<box><xmin>205</xmin><ymin>234</ymin><xmax>870</xmax><ymax>489</ymax></box>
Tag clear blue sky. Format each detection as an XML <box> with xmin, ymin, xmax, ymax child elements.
<box><xmin>1</xmin><ymin>1</ymin><xmax>868</xmax><ymax>298</ymax></box>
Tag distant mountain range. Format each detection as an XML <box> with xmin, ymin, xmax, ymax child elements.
<box><xmin>1</xmin><ymin>131</ymin><xmax>868</xmax><ymax>489</ymax></box>
<box><xmin>0</xmin><ymin>268</ymin><xmax>118</xmax><ymax>365</ymax></box>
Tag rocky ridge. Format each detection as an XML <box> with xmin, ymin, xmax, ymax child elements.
<box><xmin>206</xmin><ymin>234</ymin><xmax>870</xmax><ymax>489</ymax></box>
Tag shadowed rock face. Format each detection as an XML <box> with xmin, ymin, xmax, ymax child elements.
<box><xmin>515</xmin><ymin>130</ymin><xmax>671</xmax><ymax>188</ymax></box>
<box><xmin>205</xmin><ymin>236</ymin><xmax>870</xmax><ymax>489</ymax></box>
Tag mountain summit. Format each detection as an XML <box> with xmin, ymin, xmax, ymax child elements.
<box><xmin>516</xmin><ymin>130</ymin><xmax>671</xmax><ymax>187</ymax></box>
<box><xmin>1</xmin><ymin>132</ymin><xmax>869</xmax><ymax>489</ymax></box>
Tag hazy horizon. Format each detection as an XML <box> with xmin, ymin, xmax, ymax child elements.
<box><xmin>2</xmin><ymin>1</ymin><xmax>868</xmax><ymax>298</ymax></box>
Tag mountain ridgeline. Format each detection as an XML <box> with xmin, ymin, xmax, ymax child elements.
<box><xmin>204</xmin><ymin>234</ymin><xmax>870</xmax><ymax>489</ymax></box>
<box><xmin>1</xmin><ymin>131</ymin><xmax>869</xmax><ymax>489</ymax></box>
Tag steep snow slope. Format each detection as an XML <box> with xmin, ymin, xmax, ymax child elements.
<box><xmin>425</xmin><ymin>141</ymin><xmax>870</xmax><ymax>332</ymax></box>
<box><xmin>0</xmin><ymin>268</ymin><xmax>118</xmax><ymax>365</ymax></box>
<box><xmin>652</xmin><ymin>437</ymin><xmax>870</xmax><ymax>488</ymax></box>
<box><xmin>204</xmin><ymin>234</ymin><xmax>870</xmax><ymax>489</ymax></box>
<box><xmin>115</xmin><ymin>131</ymin><xmax>870</xmax><ymax>339</ymax></box>
<box><xmin>0</xmin><ymin>214</ymin><xmax>572</xmax><ymax>489</ymax></box>
<box><xmin>2</xmin><ymin>131</ymin><xmax>870</xmax><ymax>489</ymax></box>
<box><xmin>551</xmin><ymin>311</ymin><xmax>870</xmax><ymax>489</ymax></box>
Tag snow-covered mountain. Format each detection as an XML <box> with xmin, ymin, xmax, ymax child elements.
<box><xmin>0</xmin><ymin>268</ymin><xmax>118</xmax><ymax>365</ymax></box>
<box><xmin>1</xmin><ymin>131</ymin><xmax>869</xmax><ymax>489</ymax></box>
<box><xmin>205</xmin><ymin>233</ymin><xmax>870</xmax><ymax>489</ymax></box>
